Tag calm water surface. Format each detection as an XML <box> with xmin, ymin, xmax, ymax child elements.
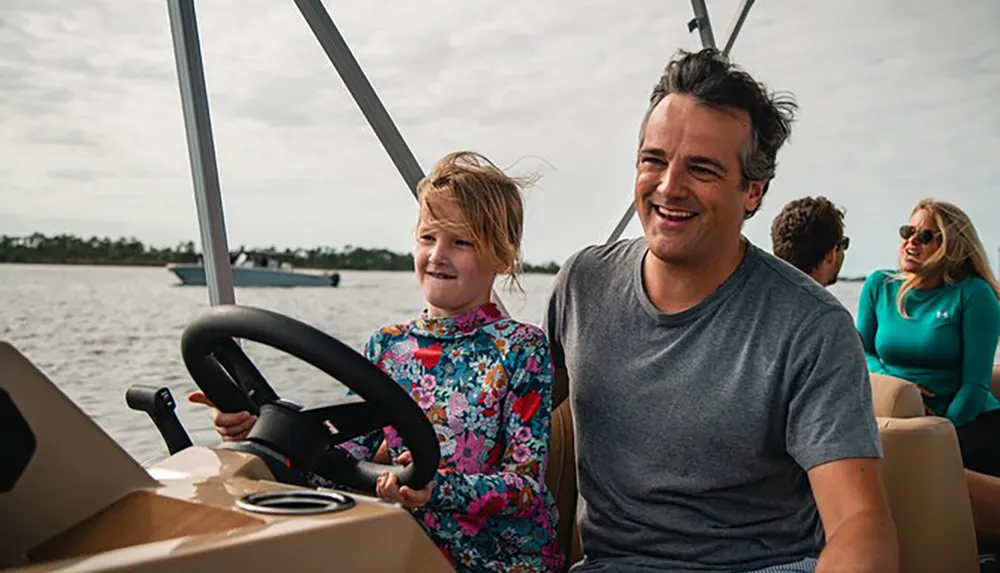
<box><xmin>0</xmin><ymin>263</ymin><xmax>935</xmax><ymax>464</ymax></box>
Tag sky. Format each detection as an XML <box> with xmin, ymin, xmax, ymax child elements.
<box><xmin>1</xmin><ymin>0</ymin><xmax>998</xmax><ymax>276</ymax></box>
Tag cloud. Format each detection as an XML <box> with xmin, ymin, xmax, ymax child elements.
<box><xmin>26</xmin><ymin>128</ymin><xmax>100</xmax><ymax>147</ymax></box>
<box><xmin>46</xmin><ymin>168</ymin><xmax>107</xmax><ymax>181</ymax></box>
<box><xmin>1</xmin><ymin>0</ymin><xmax>998</xmax><ymax>274</ymax></box>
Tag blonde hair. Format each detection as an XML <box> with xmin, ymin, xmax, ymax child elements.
<box><xmin>416</xmin><ymin>151</ymin><xmax>536</xmax><ymax>293</ymax></box>
<box><xmin>893</xmin><ymin>198</ymin><xmax>1000</xmax><ymax>317</ymax></box>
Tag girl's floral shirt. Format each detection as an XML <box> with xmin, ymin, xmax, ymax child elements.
<box><xmin>340</xmin><ymin>302</ymin><xmax>564</xmax><ymax>573</ymax></box>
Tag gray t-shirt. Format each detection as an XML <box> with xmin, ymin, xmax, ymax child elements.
<box><xmin>544</xmin><ymin>238</ymin><xmax>882</xmax><ymax>572</ymax></box>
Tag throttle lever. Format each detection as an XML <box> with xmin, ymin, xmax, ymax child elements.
<box><xmin>126</xmin><ymin>384</ymin><xmax>193</xmax><ymax>455</ymax></box>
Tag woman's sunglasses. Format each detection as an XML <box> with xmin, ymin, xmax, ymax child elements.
<box><xmin>899</xmin><ymin>225</ymin><xmax>940</xmax><ymax>245</ymax></box>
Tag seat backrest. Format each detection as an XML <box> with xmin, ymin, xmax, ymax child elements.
<box><xmin>869</xmin><ymin>372</ymin><xmax>924</xmax><ymax>418</ymax></box>
<box><xmin>877</xmin><ymin>416</ymin><xmax>979</xmax><ymax>573</ymax></box>
<box><xmin>545</xmin><ymin>399</ymin><xmax>579</xmax><ymax>569</ymax></box>
<box><xmin>992</xmin><ymin>364</ymin><xmax>999</xmax><ymax>399</ymax></box>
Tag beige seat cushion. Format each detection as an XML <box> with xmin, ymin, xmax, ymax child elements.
<box><xmin>545</xmin><ymin>399</ymin><xmax>578</xmax><ymax>568</ymax></box>
<box><xmin>877</xmin><ymin>416</ymin><xmax>979</xmax><ymax>573</ymax></box>
<box><xmin>992</xmin><ymin>364</ymin><xmax>999</xmax><ymax>399</ymax></box>
<box><xmin>870</xmin><ymin>372</ymin><xmax>924</xmax><ymax>418</ymax></box>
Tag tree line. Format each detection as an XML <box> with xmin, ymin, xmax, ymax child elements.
<box><xmin>0</xmin><ymin>233</ymin><xmax>561</xmax><ymax>274</ymax></box>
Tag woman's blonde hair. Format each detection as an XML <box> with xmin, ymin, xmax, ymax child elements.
<box><xmin>893</xmin><ymin>198</ymin><xmax>1000</xmax><ymax>317</ymax></box>
<box><xmin>416</xmin><ymin>151</ymin><xmax>536</xmax><ymax>293</ymax></box>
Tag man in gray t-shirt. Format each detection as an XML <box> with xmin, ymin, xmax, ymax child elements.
<box><xmin>543</xmin><ymin>49</ymin><xmax>898</xmax><ymax>573</ymax></box>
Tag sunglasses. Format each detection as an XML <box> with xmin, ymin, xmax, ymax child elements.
<box><xmin>899</xmin><ymin>225</ymin><xmax>940</xmax><ymax>245</ymax></box>
<box><xmin>837</xmin><ymin>236</ymin><xmax>850</xmax><ymax>251</ymax></box>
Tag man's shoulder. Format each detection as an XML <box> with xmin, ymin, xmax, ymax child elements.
<box><xmin>562</xmin><ymin>237</ymin><xmax>644</xmax><ymax>274</ymax></box>
<box><xmin>555</xmin><ymin>238</ymin><xmax>644</xmax><ymax>292</ymax></box>
<box><xmin>749</xmin><ymin>246</ymin><xmax>852</xmax><ymax>327</ymax></box>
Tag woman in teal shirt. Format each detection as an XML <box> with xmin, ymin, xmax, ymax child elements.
<box><xmin>857</xmin><ymin>198</ymin><xmax>1000</xmax><ymax>478</ymax></box>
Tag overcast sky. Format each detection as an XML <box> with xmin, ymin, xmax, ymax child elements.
<box><xmin>2</xmin><ymin>0</ymin><xmax>998</xmax><ymax>275</ymax></box>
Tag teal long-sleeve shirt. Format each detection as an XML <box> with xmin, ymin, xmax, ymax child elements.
<box><xmin>857</xmin><ymin>269</ymin><xmax>1000</xmax><ymax>427</ymax></box>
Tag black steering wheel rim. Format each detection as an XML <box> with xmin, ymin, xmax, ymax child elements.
<box><xmin>180</xmin><ymin>304</ymin><xmax>439</xmax><ymax>491</ymax></box>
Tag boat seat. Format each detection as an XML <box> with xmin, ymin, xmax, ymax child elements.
<box><xmin>870</xmin><ymin>372</ymin><xmax>925</xmax><ymax>418</ymax></box>
<box><xmin>992</xmin><ymin>364</ymin><xmax>1000</xmax><ymax>399</ymax></box>
<box><xmin>869</xmin><ymin>372</ymin><xmax>979</xmax><ymax>573</ymax></box>
<box><xmin>544</xmin><ymin>399</ymin><xmax>580</xmax><ymax>571</ymax></box>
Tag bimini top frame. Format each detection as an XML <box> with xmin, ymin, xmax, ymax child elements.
<box><xmin>166</xmin><ymin>0</ymin><xmax>757</xmax><ymax>309</ymax></box>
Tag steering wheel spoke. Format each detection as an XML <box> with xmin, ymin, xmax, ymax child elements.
<box><xmin>210</xmin><ymin>338</ymin><xmax>280</xmax><ymax>411</ymax></box>
<box><xmin>185</xmin><ymin>352</ymin><xmax>256</xmax><ymax>414</ymax></box>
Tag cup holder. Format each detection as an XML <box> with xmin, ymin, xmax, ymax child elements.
<box><xmin>236</xmin><ymin>489</ymin><xmax>356</xmax><ymax>516</ymax></box>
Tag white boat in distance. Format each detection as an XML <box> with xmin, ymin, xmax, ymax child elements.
<box><xmin>167</xmin><ymin>250</ymin><xmax>342</xmax><ymax>287</ymax></box>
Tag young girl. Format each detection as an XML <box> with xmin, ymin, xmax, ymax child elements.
<box><xmin>193</xmin><ymin>151</ymin><xmax>565</xmax><ymax>573</ymax></box>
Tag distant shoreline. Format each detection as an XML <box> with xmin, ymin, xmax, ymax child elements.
<box><xmin>0</xmin><ymin>261</ymin><xmax>868</xmax><ymax>280</ymax></box>
<box><xmin>0</xmin><ymin>232</ymin><xmax>562</xmax><ymax>274</ymax></box>
<box><xmin>0</xmin><ymin>260</ymin><xmax>570</xmax><ymax>275</ymax></box>
<box><xmin>0</xmin><ymin>233</ymin><xmax>882</xmax><ymax>279</ymax></box>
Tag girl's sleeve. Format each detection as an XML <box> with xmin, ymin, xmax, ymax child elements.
<box><xmin>857</xmin><ymin>272</ymin><xmax>886</xmax><ymax>373</ymax></box>
<box><xmin>945</xmin><ymin>280</ymin><xmax>1000</xmax><ymax>426</ymax></box>
<box><xmin>425</xmin><ymin>331</ymin><xmax>554</xmax><ymax>527</ymax></box>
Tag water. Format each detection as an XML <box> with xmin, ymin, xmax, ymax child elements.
<box><xmin>0</xmin><ymin>263</ymin><xmax>958</xmax><ymax>464</ymax></box>
<box><xmin>0</xmin><ymin>264</ymin><xmax>557</xmax><ymax>463</ymax></box>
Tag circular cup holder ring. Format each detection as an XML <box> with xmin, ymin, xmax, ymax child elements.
<box><xmin>236</xmin><ymin>490</ymin><xmax>356</xmax><ymax>516</ymax></box>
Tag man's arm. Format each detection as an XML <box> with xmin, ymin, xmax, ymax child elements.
<box><xmin>785</xmin><ymin>306</ymin><xmax>897</xmax><ymax>572</ymax></box>
<box><xmin>809</xmin><ymin>458</ymin><xmax>898</xmax><ymax>573</ymax></box>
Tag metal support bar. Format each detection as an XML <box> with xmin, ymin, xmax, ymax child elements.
<box><xmin>605</xmin><ymin>203</ymin><xmax>636</xmax><ymax>244</ymax></box>
<box><xmin>721</xmin><ymin>0</ymin><xmax>756</xmax><ymax>58</ymax></box>
<box><xmin>291</xmin><ymin>0</ymin><xmax>426</xmax><ymax>197</ymax></box>
<box><xmin>688</xmin><ymin>0</ymin><xmax>717</xmax><ymax>50</ymax></box>
<box><xmin>290</xmin><ymin>0</ymin><xmax>509</xmax><ymax>315</ymax></box>
<box><xmin>166</xmin><ymin>0</ymin><xmax>235</xmax><ymax>306</ymax></box>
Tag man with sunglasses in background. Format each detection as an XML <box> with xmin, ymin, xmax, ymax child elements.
<box><xmin>770</xmin><ymin>196</ymin><xmax>850</xmax><ymax>287</ymax></box>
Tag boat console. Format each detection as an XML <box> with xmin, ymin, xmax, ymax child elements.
<box><xmin>0</xmin><ymin>305</ymin><xmax>453</xmax><ymax>572</ymax></box>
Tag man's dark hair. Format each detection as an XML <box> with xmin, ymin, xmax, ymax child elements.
<box><xmin>639</xmin><ymin>48</ymin><xmax>798</xmax><ymax>219</ymax></box>
<box><xmin>770</xmin><ymin>196</ymin><xmax>846</xmax><ymax>274</ymax></box>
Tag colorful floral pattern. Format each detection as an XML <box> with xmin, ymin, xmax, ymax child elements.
<box><xmin>340</xmin><ymin>302</ymin><xmax>564</xmax><ymax>572</ymax></box>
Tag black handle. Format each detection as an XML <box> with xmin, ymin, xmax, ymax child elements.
<box><xmin>126</xmin><ymin>384</ymin><xmax>193</xmax><ymax>455</ymax></box>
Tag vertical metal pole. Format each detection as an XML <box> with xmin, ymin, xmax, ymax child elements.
<box><xmin>166</xmin><ymin>0</ymin><xmax>235</xmax><ymax>306</ymax></box>
<box><xmin>291</xmin><ymin>0</ymin><xmax>425</xmax><ymax>197</ymax></box>
<box><xmin>689</xmin><ymin>0</ymin><xmax>718</xmax><ymax>50</ymax></box>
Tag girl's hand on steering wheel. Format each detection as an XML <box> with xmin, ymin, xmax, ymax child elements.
<box><xmin>375</xmin><ymin>450</ymin><xmax>434</xmax><ymax>509</ymax></box>
<box><xmin>188</xmin><ymin>391</ymin><xmax>257</xmax><ymax>441</ymax></box>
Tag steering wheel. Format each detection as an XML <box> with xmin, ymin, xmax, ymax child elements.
<box><xmin>180</xmin><ymin>304</ymin><xmax>440</xmax><ymax>493</ymax></box>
